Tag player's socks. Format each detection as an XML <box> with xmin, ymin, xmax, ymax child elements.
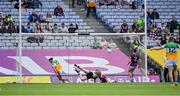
<box><xmin>130</xmin><ymin>77</ymin><xmax>134</xmax><ymax>82</ymax></box>
<box><xmin>130</xmin><ymin>76</ymin><xmax>135</xmax><ymax>82</ymax></box>
<box><xmin>74</xmin><ymin>65</ymin><xmax>80</xmax><ymax>75</ymax></box>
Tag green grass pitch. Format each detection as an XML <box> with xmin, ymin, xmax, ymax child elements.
<box><xmin>0</xmin><ymin>83</ymin><xmax>180</xmax><ymax>96</ymax></box>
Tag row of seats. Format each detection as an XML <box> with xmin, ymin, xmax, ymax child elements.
<box><xmin>0</xmin><ymin>33</ymin><xmax>103</xmax><ymax>49</ymax></box>
<box><xmin>21</xmin><ymin>0</ymin><xmax>94</xmax><ymax>33</ymax></box>
<box><xmin>147</xmin><ymin>0</ymin><xmax>180</xmax><ymax>48</ymax></box>
<box><xmin>147</xmin><ymin>0</ymin><xmax>180</xmax><ymax>23</ymax></box>
<box><xmin>96</xmin><ymin>5</ymin><xmax>144</xmax><ymax>31</ymax></box>
<box><xmin>0</xmin><ymin>33</ymin><xmax>146</xmax><ymax>50</ymax></box>
<box><xmin>0</xmin><ymin>0</ymin><xmax>95</xmax><ymax>33</ymax></box>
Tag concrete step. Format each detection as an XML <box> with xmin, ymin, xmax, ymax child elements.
<box><xmin>62</xmin><ymin>0</ymin><xmax>111</xmax><ymax>33</ymax></box>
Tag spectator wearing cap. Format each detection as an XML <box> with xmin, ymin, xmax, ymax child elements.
<box><xmin>54</xmin><ymin>4</ymin><xmax>64</xmax><ymax>16</ymax></box>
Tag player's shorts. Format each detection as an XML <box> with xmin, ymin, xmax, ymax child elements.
<box><xmin>166</xmin><ymin>60</ymin><xmax>177</xmax><ymax>69</ymax></box>
<box><xmin>128</xmin><ymin>65</ymin><xmax>137</xmax><ymax>73</ymax></box>
<box><xmin>86</xmin><ymin>72</ymin><xmax>94</xmax><ymax>79</ymax></box>
<box><xmin>57</xmin><ymin>70</ymin><xmax>63</xmax><ymax>75</ymax></box>
<box><xmin>99</xmin><ymin>77</ymin><xmax>108</xmax><ymax>83</ymax></box>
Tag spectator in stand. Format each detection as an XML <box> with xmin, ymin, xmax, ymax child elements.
<box><xmin>59</xmin><ymin>23</ymin><xmax>68</xmax><ymax>33</ymax></box>
<box><xmin>10</xmin><ymin>0</ymin><xmax>18</xmax><ymax>2</ymax></box>
<box><xmin>100</xmin><ymin>38</ymin><xmax>109</xmax><ymax>49</ymax></box>
<box><xmin>147</xmin><ymin>10</ymin><xmax>152</xmax><ymax>25</ymax></box>
<box><xmin>149</xmin><ymin>23</ymin><xmax>159</xmax><ymax>40</ymax></box>
<box><xmin>68</xmin><ymin>23</ymin><xmax>78</xmax><ymax>33</ymax></box>
<box><xmin>1</xmin><ymin>23</ymin><xmax>8</xmax><ymax>33</ymax></box>
<box><xmin>86</xmin><ymin>0</ymin><xmax>97</xmax><ymax>18</ymax></box>
<box><xmin>22</xmin><ymin>1</ymin><xmax>30</xmax><ymax>9</ymax></box>
<box><xmin>106</xmin><ymin>39</ymin><xmax>118</xmax><ymax>53</ymax></box>
<box><xmin>8</xmin><ymin>21</ymin><xmax>17</xmax><ymax>33</ymax></box>
<box><xmin>0</xmin><ymin>23</ymin><xmax>2</xmax><ymax>33</ymax></box>
<box><xmin>151</xmin><ymin>8</ymin><xmax>159</xmax><ymax>20</ymax></box>
<box><xmin>14</xmin><ymin>1</ymin><xmax>28</xmax><ymax>10</ymax></box>
<box><xmin>130</xmin><ymin>19</ymin><xmax>138</xmax><ymax>33</ymax></box>
<box><xmin>71</xmin><ymin>0</ymin><xmax>75</xmax><ymax>8</ymax></box>
<box><xmin>120</xmin><ymin>20</ymin><xmax>128</xmax><ymax>33</ymax></box>
<box><xmin>32</xmin><ymin>0</ymin><xmax>42</xmax><ymax>9</ymax></box>
<box><xmin>126</xmin><ymin>0</ymin><xmax>132</xmax><ymax>5</ymax></box>
<box><xmin>3</xmin><ymin>16</ymin><xmax>10</xmax><ymax>25</ymax></box>
<box><xmin>52</xmin><ymin>23</ymin><xmax>59</xmax><ymax>33</ymax></box>
<box><xmin>106</xmin><ymin>0</ymin><xmax>114</xmax><ymax>6</ymax></box>
<box><xmin>136</xmin><ymin>15</ymin><xmax>144</xmax><ymax>32</ymax></box>
<box><xmin>28</xmin><ymin>11</ymin><xmax>39</xmax><ymax>23</ymax></box>
<box><xmin>131</xmin><ymin>0</ymin><xmax>137</xmax><ymax>9</ymax></box>
<box><xmin>169</xmin><ymin>16</ymin><xmax>179</xmax><ymax>33</ymax></box>
<box><xmin>141</xmin><ymin>2</ymin><xmax>144</xmax><ymax>9</ymax></box>
<box><xmin>90</xmin><ymin>38</ymin><xmax>100</xmax><ymax>49</ymax></box>
<box><xmin>159</xmin><ymin>34</ymin><xmax>167</xmax><ymax>46</ymax></box>
<box><xmin>26</xmin><ymin>0</ymin><xmax>34</xmax><ymax>9</ymax></box>
<box><xmin>116</xmin><ymin>0</ymin><xmax>125</xmax><ymax>8</ymax></box>
<box><xmin>46</xmin><ymin>12</ymin><xmax>53</xmax><ymax>23</ymax></box>
<box><xmin>77</xmin><ymin>0</ymin><xmax>84</xmax><ymax>5</ymax></box>
<box><xmin>25</xmin><ymin>22</ymin><xmax>34</xmax><ymax>33</ymax></box>
<box><xmin>27</xmin><ymin>23</ymin><xmax>43</xmax><ymax>43</ymax></box>
<box><xmin>177</xmin><ymin>36</ymin><xmax>180</xmax><ymax>44</ymax></box>
<box><xmin>160</xmin><ymin>22</ymin><xmax>167</xmax><ymax>33</ymax></box>
<box><xmin>16</xmin><ymin>25</ymin><xmax>26</xmax><ymax>33</ymax></box>
<box><xmin>54</xmin><ymin>4</ymin><xmax>64</xmax><ymax>16</ymax></box>
<box><xmin>15</xmin><ymin>0</ymin><xmax>39</xmax><ymax>9</ymax></box>
<box><xmin>136</xmin><ymin>0</ymin><xmax>143</xmax><ymax>6</ymax></box>
<box><xmin>108</xmin><ymin>39</ymin><xmax>117</xmax><ymax>49</ymax></box>
<box><xmin>34</xmin><ymin>23</ymin><xmax>42</xmax><ymax>33</ymax></box>
<box><xmin>44</xmin><ymin>23</ymin><xmax>52</xmax><ymax>33</ymax></box>
<box><xmin>0</xmin><ymin>12</ymin><xmax>5</xmax><ymax>23</ymax></box>
<box><xmin>38</xmin><ymin>13</ymin><xmax>46</xmax><ymax>23</ymax></box>
<box><xmin>7</xmin><ymin>14</ymin><xmax>13</xmax><ymax>22</ymax></box>
<box><xmin>99</xmin><ymin>0</ymin><xmax>105</xmax><ymax>6</ymax></box>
